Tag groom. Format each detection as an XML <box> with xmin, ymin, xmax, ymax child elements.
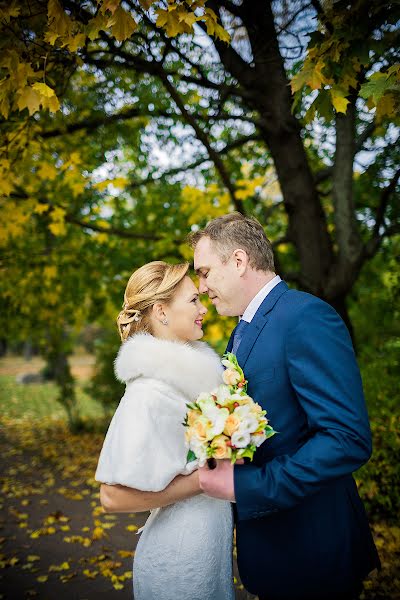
<box><xmin>190</xmin><ymin>213</ymin><xmax>380</xmax><ymax>600</ymax></box>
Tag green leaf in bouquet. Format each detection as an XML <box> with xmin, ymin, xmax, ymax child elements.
<box><xmin>206</xmin><ymin>445</ymin><xmax>215</xmax><ymax>458</ymax></box>
<box><xmin>186</xmin><ymin>402</ymin><xmax>198</xmax><ymax>410</ymax></box>
<box><xmin>264</xmin><ymin>427</ymin><xmax>277</xmax><ymax>439</ymax></box>
<box><xmin>235</xmin><ymin>447</ymin><xmax>256</xmax><ymax>461</ymax></box>
<box><xmin>187</xmin><ymin>449</ymin><xmax>197</xmax><ymax>463</ymax></box>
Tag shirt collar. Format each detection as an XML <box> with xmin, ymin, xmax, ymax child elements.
<box><xmin>240</xmin><ymin>275</ymin><xmax>282</xmax><ymax>323</ymax></box>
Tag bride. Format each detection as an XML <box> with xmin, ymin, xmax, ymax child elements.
<box><xmin>95</xmin><ymin>261</ymin><xmax>235</xmax><ymax>600</ymax></box>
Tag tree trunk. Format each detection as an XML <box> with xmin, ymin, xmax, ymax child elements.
<box><xmin>211</xmin><ymin>0</ymin><xmax>334</xmax><ymax>295</ymax></box>
<box><xmin>43</xmin><ymin>332</ymin><xmax>81</xmax><ymax>431</ymax></box>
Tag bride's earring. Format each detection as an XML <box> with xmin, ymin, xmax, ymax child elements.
<box><xmin>162</xmin><ymin>318</ymin><xmax>168</xmax><ymax>326</ymax></box>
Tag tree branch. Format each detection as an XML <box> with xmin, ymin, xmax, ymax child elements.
<box><xmin>314</xmin><ymin>120</ymin><xmax>377</xmax><ymax>185</ymax></box>
<box><xmin>127</xmin><ymin>133</ymin><xmax>262</xmax><ymax>190</ymax></box>
<box><xmin>363</xmin><ymin>166</ymin><xmax>400</xmax><ymax>259</ymax></box>
<box><xmin>65</xmin><ymin>215</ymin><xmax>175</xmax><ymax>242</ymax></box>
<box><xmin>158</xmin><ymin>70</ymin><xmax>243</xmax><ymax>213</ymax></box>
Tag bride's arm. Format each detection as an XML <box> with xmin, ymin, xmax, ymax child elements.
<box><xmin>100</xmin><ymin>470</ymin><xmax>201</xmax><ymax>513</ymax></box>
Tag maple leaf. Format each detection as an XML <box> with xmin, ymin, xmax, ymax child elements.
<box><xmin>44</xmin><ymin>28</ymin><xmax>60</xmax><ymax>45</ymax></box>
<box><xmin>86</xmin><ymin>13</ymin><xmax>109</xmax><ymax>41</ymax></box>
<box><xmin>376</xmin><ymin>93</ymin><xmax>397</xmax><ymax>120</ymax></box>
<box><xmin>156</xmin><ymin>8</ymin><xmax>183</xmax><ymax>38</ymax></box>
<box><xmin>66</xmin><ymin>33</ymin><xmax>87</xmax><ymax>52</ymax></box>
<box><xmin>47</xmin><ymin>0</ymin><xmax>71</xmax><ymax>37</ymax></box>
<box><xmin>16</xmin><ymin>87</ymin><xmax>41</xmax><ymax>115</ymax></box>
<box><xmin>111</xmin><ymin>7</ymin><xmax>137</xmax><ymax>42</ymax></box>
<box><xmin>100</xmin><ymin>0</ymin><xmax>120</xmax><ymax>15</ymax></box>
<box><xmin>330</xmin><ymin>88</ymin><xmax>350</xmax><ymax>113</ymax></box>
<box><xmin>0</xmin><ymin>0</ymin><xmax>20</xmax><ymax>23</ymax></box>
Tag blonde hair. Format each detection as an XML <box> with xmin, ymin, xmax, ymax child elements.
<box><xmin>116</xmin><ymin>261</ymin><xmax>189</xmax><ymax>342</ymax></box>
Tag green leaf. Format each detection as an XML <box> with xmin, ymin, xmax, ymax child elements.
<box><xmin>359</xmin><ymin>72</ymin><xmax>391</xmax><ymax>105</ymax></box>
<box><xmin>186</xmin><ymin>449</ymin><xmax>197</xmax><ymax>463</ymax></box>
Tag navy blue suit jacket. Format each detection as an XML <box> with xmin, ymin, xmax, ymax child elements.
<box><xmin>230</xmin><ymin>282</ymin><xmax>379</xmax><ymax>600</ymax></box>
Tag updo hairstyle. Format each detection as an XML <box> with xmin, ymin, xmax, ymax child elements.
<box><xmin>116</xmin><ymin>261</ymin><xmax>189</xmax><ymax>342</ymax></box>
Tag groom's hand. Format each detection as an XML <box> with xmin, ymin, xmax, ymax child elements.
<box><xmin>198</xmin><ymin>459</ymin><xmax>243</xmax><ymax>501</ymax></box>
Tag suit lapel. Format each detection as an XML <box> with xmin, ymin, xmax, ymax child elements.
<box><xmin>235</xmin><ymin>281</ymin><xmax>289</xmax><ymax>368</ymax></box>
<box><xmin>226</xmin><ymin>327</ymin><xmax>236</xmax><ymax>353</ymax></box>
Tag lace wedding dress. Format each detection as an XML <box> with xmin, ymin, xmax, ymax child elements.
<box><xmin>95</xmin><ymin>334</ymin><xmax>235</xmax><ymax>600</ymax></box>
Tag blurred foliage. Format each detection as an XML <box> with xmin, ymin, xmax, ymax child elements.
<box><xmin>86</xmin><ymin>327</ymin><xmax>125</xmax><ymax>416</ymax></box>
<box><xmin>350</xmin><ymin>237</ymin><xmax>400</xmax><ymax>523</ymax></box>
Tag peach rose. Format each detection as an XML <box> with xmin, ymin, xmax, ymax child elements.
<box><xmin>223</xmin><ymin>413</ymin><xmax>241</xmax><ymax>437</ymax></box>
<box><xmin>211</xmin><ymin>434</ymin><xmax>232</xmax><ymax>459</ymax></box>
<box><xmin>187</xmin><ymin>409</ymin><xmax>202</xmax><ymax>427</ymax></box>
<box><xmin>222</xmin><ymin>368</ymin><xmax>242</xmax><ymax>386</ymax></box>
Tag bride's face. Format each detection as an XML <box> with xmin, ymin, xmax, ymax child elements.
<box><xmin>164</xmin><ymin>276</ymin><xmax>207</xmax><ymax>342</ymax></box>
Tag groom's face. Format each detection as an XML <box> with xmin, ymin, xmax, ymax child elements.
<box><xmin>194</xmin><ymin>237</ymin><xmax>243</xmax><ymax>317</ymax></box>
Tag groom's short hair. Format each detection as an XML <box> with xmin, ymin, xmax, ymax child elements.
<box><xmin>188</xmin><ymin>212</ymin><xmax>275</xmax><ymax>272</ymax></box>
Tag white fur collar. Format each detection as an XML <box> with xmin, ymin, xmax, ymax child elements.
<box><xmin>114</xmin><ymin>333</ymin><xmax>223</xmax><ymax>400</ymax></box>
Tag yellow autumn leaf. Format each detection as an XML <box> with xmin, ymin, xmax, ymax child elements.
<box><xmin>31</xmin><ymin>82</ymin><xmax>60</xmax><ymax>113</ymax></box>
<box><xmin>48</xmin><ymin>221</ymin><xmax>67</xmax><ymax>236</ymax></box>
<box><xmin>111</xmin><ymin>6</ymin><xmax>137</xmax><ymax>42</ymax></box>
<box><xmin>37</xmin><ymin>163</ymin><xmax>58</xmax><ymax>180</ymax></box>
<box><xmin>49</xmin><ymin>561</ymin><xmax>70</xmax><ymax>571</ymax></box>
<box><xmin>44</xmin><ymin>265</ymin><xmax>57</xmax><ymax>280</ymax></box>
<box><xmin>27</xmin><ymin>556</ymin><xmax>40</xmax><ymax>562</ymax></box>
<box><xmin>0</xmin><ymin>0</ymin><xmax>20</xmax><ymax>22</ymax></box>
<box><xmin>16</xmin><ymin>86</ymin><xmax>41</xmax><ymax>115</ymax></box>
<box><xmin>66</xmin><ymin>33</ymin><xmax>87</xmax><ymax>52</ymax></box>
<box><xmin>118</xmin><ymin>550</ymin><xmax>133</xmax><ymax>558</ymax></box>
<box><xmin>44</xmin><ymin>28</ymin><xmax>60</xmax><ymax>45</ymax></box>
<box><xmin>213</xmin><ymin>23</ymin><xmax>230</xmax><ymax>43</ymax></box>
<box><xmin>87</xmin><ymin>12</ymin><xmax>109</xmax><ymax>41</ymax></box>
<box><xmin>83</xmin><ymin>569</ymin><xmax>98</xmax><ymax>578</ymax></box>
<box><xmin>92</xmin><ymin>526</ymin><xmax>106</xmax><ymax>539</ymax></box>
<box><xmin>37</xmin><ymin>575</ymin><xmax>48</xmax><ymax>583</ymax></box>
<box><xmin>47</xmin><ymin>0</ymin><xmax>71</xmax><ymax>37</ymax></box>
<box><xmin>113</xmin><ymin>582</ymin><xmax>124</xmax><ymax>590</ymax></box>
<box><xmin>330</xmin><ymin>89</ymin><xmax>350</xmax><ymax>113</ymax></box>
<box><xmin>126</xmin><ymin>524</ymin><xmax>138</xmax><ymax>532</ymax></box>
<box><xmin>376</xmin><ymin>93</ymin><xmax>397</xmax><ymax>120</ymax></box>
<box><xmin>101</xmin><ymin>0</ymin><xmax>120</xmax><ymax>14</ymax></box>
<box><xmin>156</xmin><ymin>8</ymin><xmax>184</xmax><ymax>38</ymax></box>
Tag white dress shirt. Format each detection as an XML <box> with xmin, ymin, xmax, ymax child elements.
<box><xmin>240</xmin><ymin>275</ymin><xmax>282</xmax><ymax>323</ymax></box>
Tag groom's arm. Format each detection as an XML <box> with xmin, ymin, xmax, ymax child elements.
<box><xmin>100</xmin><ymin>470</ymin><xmax>201</xmax><ymax>513</ymax></box>
<box><xmin>233</xmin><ymin>299</ymin><xmax>372</xmax><ymax>519</ymax></box>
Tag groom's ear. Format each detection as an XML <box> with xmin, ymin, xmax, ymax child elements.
<box><xmin>232</xmin><ymin>249</ymin><xmax>248</xmax><ymax>274</ymax></box>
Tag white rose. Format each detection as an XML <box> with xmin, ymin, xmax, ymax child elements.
<box><xmin>214</xmin><ymin>385</ymin><xmax>232</xmax><ymax>406</ymax></box>
<box><xmin>197</xmin><ymin>394</ymin><xmax>216</xmax><ymax>414</ymax></box>
<box><xmin>208</xmin><ymin>407</ymin><xmax>229</xmax><ymax>437</ymax></box>
<box><xmin>189</xmin><ymin>437</ymin><xmax>208</xmax><ymax>465</ymax></box>
<box><xmin>231</xmin><ymin>430</ymin><xmax>251</xmax><ymax>448</ymax></box>
<box><xmin>237</xmin><ymin>414</ymin><xmax>259</xmax><ymax>434</ymax></box>
<box><xmin>250</xmin><ymin>432</ymin><xmax>266</xmax><ymax>447</ymax></box>
<box><xmin>234</xmin><ymin>404</ymin><xmax>252</xmax><ymax>418</ymax></box>
<box><xmin>221</xmin><ymin>358</ymin><xmax>233</xmax><ymax>369</ymax></box>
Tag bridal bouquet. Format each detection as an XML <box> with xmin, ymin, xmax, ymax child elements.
<box><xmin>184</xmin><ymin>353</ymin><xmax>276</xmax><ymax>466</ymax></box>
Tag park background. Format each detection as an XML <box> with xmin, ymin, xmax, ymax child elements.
<box><xmin>0</xmin><ymin>0</ymin><xmax>399</xmax><ymax>598</ymax></box>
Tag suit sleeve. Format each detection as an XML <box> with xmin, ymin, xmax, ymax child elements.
<box><xmin>234</xmin><ymin>299</ymin><xmax>372</xmax><ymax>520</ymax></box>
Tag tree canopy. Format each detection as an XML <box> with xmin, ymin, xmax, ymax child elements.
<box><xmin>1</xmin><ymin>0</ymin><xmax>399</xmax><ymax>358</ymax></box>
